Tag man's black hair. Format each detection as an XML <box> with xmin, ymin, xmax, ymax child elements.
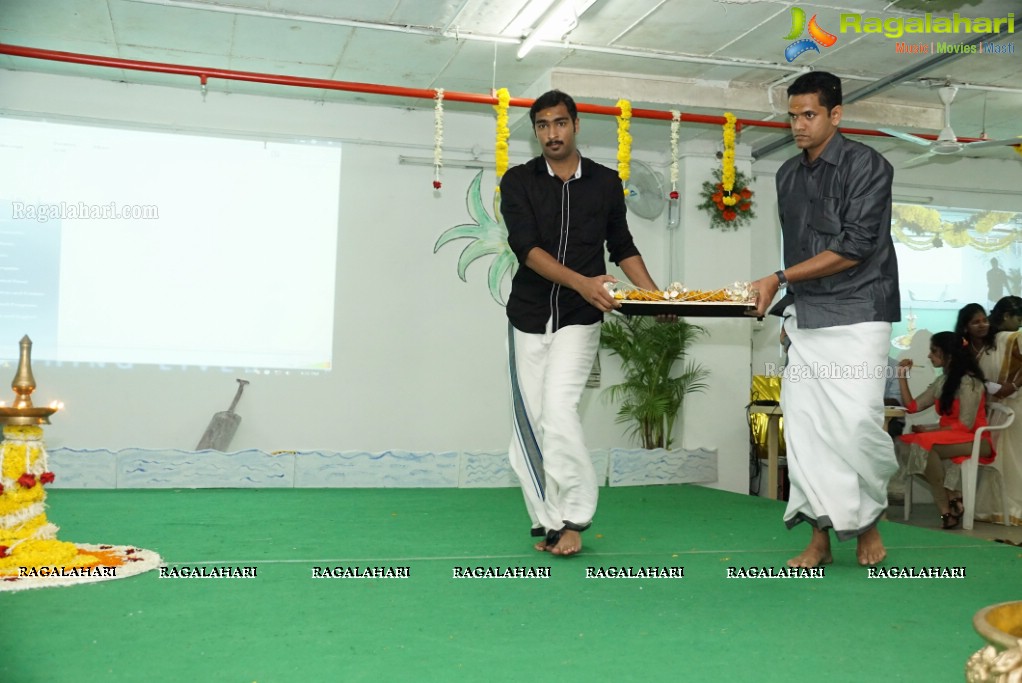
<box><xmin>787</xmin><ymin>71</ymin><xmax>843</xmax><ymax>112</ymax></box>
<box><xmin>530</xmin><ymin>90</ymin><xmax>578</xmax><ymax>125</ymax></box>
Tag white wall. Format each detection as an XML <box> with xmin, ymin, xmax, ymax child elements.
<box><xmin>2</xmin><ymin>68</ymin><xmax>1020</xmax><ymax>499</ymax></box>
<box><xmin>0</xmin><ymin>72</ymin><xmax>710</xmax><ymax>472</ymax></box>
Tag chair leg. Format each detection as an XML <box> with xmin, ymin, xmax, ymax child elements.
<box><xmin>904</xmin><ymin>473</ymin><xmax>912</xmax><ymax>521</ymax></box>
<box><xmin>1000</xmin><ymin>471</ymin><xmax>1012</xmax><ymax>528</ymax></box>
<box><xmin>962</xmin><ymin>459</ymin><xmax>978</xmax><ymax>531</ymax></box>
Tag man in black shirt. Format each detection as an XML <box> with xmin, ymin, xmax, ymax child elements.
<box><xmin>500</xmin><ymin>90</ymin><xmax>659</xmax><ymax>556</ymax></box>
<box><xmin>751</xmin><ymin>72</ymin><xmax>900</xmax><ymax>568</ymax></box>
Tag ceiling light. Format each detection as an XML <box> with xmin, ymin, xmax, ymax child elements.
<box><xmin>504</xmin><ymin>0</ymin><xmax>559</xmax><ymax>38</ymax></box>
<box><xmin>515</xmin><ymin>0</ymin><xmax>597</xmax><ymax>60</ymax></box>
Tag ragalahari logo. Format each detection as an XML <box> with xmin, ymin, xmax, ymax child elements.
<box><xmin>783</xmin><ymin>7</ymin><xmax>838</xmax><ymax>62</ymax></box>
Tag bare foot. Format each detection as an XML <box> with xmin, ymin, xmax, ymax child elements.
<box><xmin>534</xmin><ymin>528</ymin><xmax>558</xmax><ymax>552</ymax></box>
<box><xmin>787</xmin><ymin>528</ymin><xmax>832</xmax><ymax>568</ymax></box>
<box><xmin>549</xmin><ymin>529</ymin><xmax>582</xmax><ymax>556</ymax></box>
<box><xmin>856</xmin><ymin>526</ymin><xmax>886</xmax><ymax>566</ymax></box>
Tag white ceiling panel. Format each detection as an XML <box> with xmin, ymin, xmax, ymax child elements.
<box><xmin>0</xmin><ymin>0</ymin><xmax>1018</xmax><ymax>158</ymax></box>
<box><xmin>0</xmin><ymin>0</ymin><xmax>117</xmax><ymax>43</ymax></box>
<box><xmin>108</xmin><ymin>0</ymin><xmax>236</xmax><ymax>56</ymax></box>
<box><xmin>566</xmin><ymin>0</ymin><xmax>675</xmax><ymax>46</ymax></box>
<box><xmin>331</xmin><ymin>29</ymin><xmax>461</xmax><ymax>87</ymax></box>
<box><xmin>230</xmin><ymin>14</ymin><xmax>350</xmax><ymax>66</ymax></box>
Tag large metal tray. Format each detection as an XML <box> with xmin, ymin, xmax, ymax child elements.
<box><xmin>617</xmin><ymin>300</ymin><xmax>760</xmax><ymax>318</ymax></box>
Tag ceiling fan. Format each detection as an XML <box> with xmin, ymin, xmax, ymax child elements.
<box><xmin>879</xmin><ymin>85</ymin><xmax>1022</xmax><ymax>165</ymax></box>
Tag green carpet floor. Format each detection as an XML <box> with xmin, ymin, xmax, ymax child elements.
<box><xmin>1</xmin><ymin>486</ymin><xmax>1018</xmax><ymax>682</ymax></box>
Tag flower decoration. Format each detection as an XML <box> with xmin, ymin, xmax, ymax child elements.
<box><xmin>17</xmin><ymin>473</ymin><xmax>37</xmax><ymax>489</ymax></box>
<box><xmin>0</xmin><ymin>546</ymin><xmax>8</xmax><ymax>559</ymax></box>
<box><xmin>616</xmin><ymin>99</ymin><xmax>632</xmax><ymax>196</ymax></box>
<box><xmin>40</xmin><ymin>472</ymin><xmax>55</xmax><ymax>485</ymax></box>
<box><xmin>433</xmin><ymin>88</ymin><xmax>444</xmax><ymax>190</ymax></box>
<box><xmin>721</xmin><ymin>112</ymin><xmax>738</xmax><ymax>207</ymax></box>
<box><xmin>890</xmin><ymin>206</ymin><xmax>1019</xmax><ymax>252</ymax></box>
<box><xmin>494</xmin><ymin>88</ymin><xmax>511</xmax><ymax>191</ymax></box>
<box><xmin>669</xmin><ymin>110</ymin><xmax>681</xmax><ymax>200</ymax></box>
<box><xmin>698</xmin><ymin>167</ymin><xmax>755</xmax><ymax>230</ymax></box>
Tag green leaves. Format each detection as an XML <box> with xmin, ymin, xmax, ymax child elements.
<box><xmin>600</xmin><ymin>316</ymin><xmax>709</xmax><ymax>449</ymax></box>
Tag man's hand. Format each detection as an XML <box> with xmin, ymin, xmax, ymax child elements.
<box><xmin>749</xmin><ymin>274</ymin><xmax>780</xmax><ymax>317</ymax></box>
<box><xmin>577</xmin><ymin>275</ymin><xmax>620</xmax><ymax>312</ymax></box>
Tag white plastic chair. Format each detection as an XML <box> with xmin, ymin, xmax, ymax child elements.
<box><xmin>961</xmin><ymin>403</ymin><xmax>1015</xmax><ymax>530</ymax></box>
<box><xmin>903</xmin><ymin>403</ymin><xmax>1015</xmax><ymax>530</ymax></box>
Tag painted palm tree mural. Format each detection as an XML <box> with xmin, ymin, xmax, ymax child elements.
<box><xmin>433</xmin><ymin>171</ymin><xmax>516</xmax><ymax>305</ymax></box>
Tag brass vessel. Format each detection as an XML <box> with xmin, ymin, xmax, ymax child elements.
<box><xmin>0</xmin><ymin>336</ymin><xmax>58</xmax><ymax>425</ymax></box>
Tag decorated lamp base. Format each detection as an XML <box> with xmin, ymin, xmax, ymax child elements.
<box><xmin>0</xmin><ymin>425</ymin><xmax>161</xmax><ymax>591</ymax></box>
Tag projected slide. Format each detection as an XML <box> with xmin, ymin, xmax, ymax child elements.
<box><xmin>0</xmin><ymin>208</ymin><xmax>60</xmax><ymax>359</ymax></box>
<box><xmin>0</xmin><ymin>118</ymin><xmax>341</xmax><ymax>370</ymax></box>
<box><xmin>890</xmin><ymin>202</ymin><xmax>1022</xmax><ymax>350</ymax></box>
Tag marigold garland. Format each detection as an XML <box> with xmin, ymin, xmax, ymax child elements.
<box><xmin>433</xmin><ymin>88</ymin><xmax>444</xmax><ymax>190</ymax></box>
<box><xmin>616</xmin><ymin>99</ymin><xmax>632</xmax><ymax>197</ymax></box>
<box><xmin>0</xmin><ymin>424</ymin><xmax>162</xmax><ymax>584</ymax></box>
<box><xmin>721</xmin><ymin>112</ymin><xmax>738</xmax><ymax>207</ymax></box>
<box><xmin>669</xmin><ymin>110</ymin><xmax>681</xmax><ymax>200</ymax></box>
<box><xmin>698</xmin><ymin>167</ymin><xmax>755</xmax><ymax>231</ymax></box>
<box><xmin>494</xmin><ymin>88</ymin><xmax>511</xmax><ymax>192</ymax></box>
<box><xmin>0</xmin><ymin>424</ymin><xmax>74</xmax><ymax>571</ymax></box>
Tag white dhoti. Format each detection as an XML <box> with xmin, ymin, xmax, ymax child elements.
<box><xmin>781</xmin><ymin>306</ymin><xmax>898</xmax><ymax>541</ymax></box>
<box><xmin>507</xmin><ymin>320</ymin><xmax>600</xmax><ymax>535</ymax></box>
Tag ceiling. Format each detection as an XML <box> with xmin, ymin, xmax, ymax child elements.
<box><xmin>1</xmin><ymin>0</ymin><xmax>1021</xmax><ymax>160</ymax></box>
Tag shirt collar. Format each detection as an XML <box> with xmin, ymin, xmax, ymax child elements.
<box><xmin>544</xmin><ymin>152</ymin><xmax>583</xmax><ymax>179</ymax></box>
<box><xmin>800</xmin><ymin>130</ymin><xmax>845</xmax><ymax>168</ymax></box>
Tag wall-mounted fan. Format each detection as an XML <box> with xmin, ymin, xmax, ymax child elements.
<box><xmin>880</xmin><ymin>86</ymin><xmax>1022</xmax><ymax>166</ymax></box>
<box><xmin>624</xmin><ymin>160</ymin><xmax>666</xmax><ymax>220</ymax></box>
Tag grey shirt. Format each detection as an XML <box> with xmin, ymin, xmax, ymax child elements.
<box><xmin>771</xmin><ymin>132</ymin><xmax>901</xmax><ymax>329</ymax></box>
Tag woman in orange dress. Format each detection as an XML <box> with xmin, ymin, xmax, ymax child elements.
<box><xmin>897</xmin><ymin>331</ymin><xmax>993</xmax><ymax>529</ymax></box>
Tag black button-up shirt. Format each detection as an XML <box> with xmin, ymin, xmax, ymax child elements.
<box><xmin>501</xmin><ymin>155</ymin><xmax>641</xmax><ymax>333</ymax></box>
<box><xmin>771</xmin><ymin>132</ymin><xmax>901</xmax><ymax>329</ymax></box>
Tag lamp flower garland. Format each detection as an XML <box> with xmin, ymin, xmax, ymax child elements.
<box><xmin>616</xmin><ymin>99</ymin><xmax>631</xmax><ymax>196</ymax></box>
<box><xmin>432</xmin><ymin>88</ymin><xmax>444</xmax><ymax>190</ymax></box>
<box><xmin>669</xmin><ymin>110</ymin><xmax>680</xmax><ymax>200</ymax></box>
<box><xmin>494</xmin><ymin>88</ymin><xmax>511</xmax><ymax>191</ymax></box>
<box><xmin>699</xmin><ymin>111</ymin><xmax>755</xmax><ymax>230</ymax></box>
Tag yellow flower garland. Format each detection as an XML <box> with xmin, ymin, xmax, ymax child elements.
<box><xmin>494</xmin><ymin>88</ymin><xmax>511</xmax><ymax>191</ymax></box>
<box><xmin>0</xmin><ymin>481</ymin><xmax>45</xmax><ymax>517</ymax></box>
<box><xmin>0</xmin><ymin>539</ymin><xmax>92</xmax><ymax>573</ymax></box>
<box><xmin>0</xmin><ymin>423</ymin><xmax>109</xmax><ymax>575</ymax></box>
<box><xmin>721</xmin><ymin>112</ymin><xmax>738</xmax><ymax>207</ymax></box>
<box><xmin>616</xmin><ymin>99</ymin><xmax>632</xmax><ymax>196</ymax></box>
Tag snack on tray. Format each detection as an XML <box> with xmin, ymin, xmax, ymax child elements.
<box><xmin>607</xmin><ymin>281</ymin><xmax>758</xmax><ymax>304</ymax></box>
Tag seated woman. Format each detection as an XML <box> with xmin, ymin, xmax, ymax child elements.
<box><xmin>975</xmin><ymin>296</ymin><xmax>1022</xmax><ymax>525</ymax></box>
<box><xmin>980</xmin><ymin>296</ymin><xmax>1022</xmax><ymax>391</ymax></box>
<box><xmin>955</xmin><ymin>303</ymin><xmax>990</xmax><ymax>362</ymax></box>
<box><xmin>897</xmin><ymin>331</ymin><xmax>994</xmax><ymax>529</ymax></box>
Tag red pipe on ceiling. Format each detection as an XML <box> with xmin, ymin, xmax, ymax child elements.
<box><xmin>0</xmin><ymin>43</ymin><xmax>970</xmax><ymax>142</ymax></box>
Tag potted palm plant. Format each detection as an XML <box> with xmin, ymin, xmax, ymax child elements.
<box><xmin>599</xmin><ymin>316</ymin><xmax>709</xmax><ymax>449</ymax></box>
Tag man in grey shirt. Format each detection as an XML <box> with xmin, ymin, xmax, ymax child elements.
<box><xmin>752</xmin><ymin>71</ymin><xmax>900</xmax><ymax>568</ymax></box>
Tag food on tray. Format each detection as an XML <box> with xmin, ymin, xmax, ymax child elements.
<box><xmin>606</xmin><ymin>281</ymin><xmax>758</xmax><ymax>304</ymax></box>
